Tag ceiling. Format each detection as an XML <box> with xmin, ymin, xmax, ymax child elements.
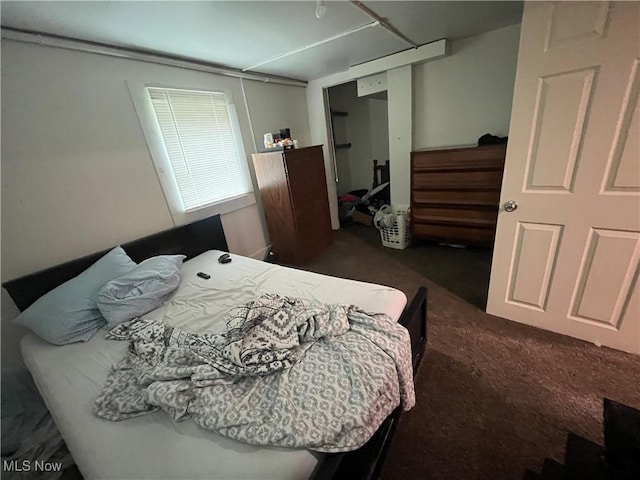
<box><xmin>1</xmin><ymin>1</ymin><xmax>523</xmax><ymax>82</ymax></box>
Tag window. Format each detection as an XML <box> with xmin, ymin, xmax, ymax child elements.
<box><xmin>142</xmin><ymin>86</ymin><xmax>253</xmax><ymax>222</ymax></box>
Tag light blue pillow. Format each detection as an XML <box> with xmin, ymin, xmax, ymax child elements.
<box><xmin>14</xmin><ymin>247</ymin><xmax>137</xmax><ymax>345</ymax></box>
<box><xmin>97</xmin><ymin>255</ymin><xmax>186</xmax><ymax>327</ymax></box>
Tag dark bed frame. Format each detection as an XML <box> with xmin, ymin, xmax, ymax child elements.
<box><xmin>3</xmin><ymin>214</ymin><xmax>427</xmax><ymax>480</ymax></box>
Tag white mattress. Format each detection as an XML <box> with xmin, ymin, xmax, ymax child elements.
<box><xmin>21</xmin><ymin>251</ymin><xmax>407</xmax><ymax>480</ymax></box>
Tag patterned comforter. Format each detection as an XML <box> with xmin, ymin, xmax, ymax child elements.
<box><xmin>94</xmin><ymin>294</ymin><xmax>415</xmax><ymax>452</ymax></box>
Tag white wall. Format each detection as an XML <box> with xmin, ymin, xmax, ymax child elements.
<box><xmin>413</xmin><ymin>24</ymin><xmax>521</xmax><ymax>150</ymax></box>
<box><xmin>241</xmin><ymin>79</ymin><xmax>312</xmax><ymax>151</ymax></box>
<box><xmin>0</xmin><ymin>40</ymin><xmax>310</xmax><ymax>365</ymax></box>
<box><xmin>388</xmin><ymin>66</ymin><xmax>413</xmax><ymax>206</ymax></box>
<box><xmin>235</xmin><ymin>78</ymin><xmax>312</xmax><ymax>241</ymax></box>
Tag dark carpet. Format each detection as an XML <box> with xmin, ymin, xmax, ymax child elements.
<box><xmin>341</xmin><ymin>223</ymin><xmax>494</xmax><ymax>309</ymax></box>
<box><xmin>306</xmin><ymin>228</ymin><xmax>640</xmax><ymax>480</ymax></box>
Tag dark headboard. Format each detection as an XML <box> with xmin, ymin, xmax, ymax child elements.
<box><xmin>3</xmin><ymin>215</ymin><xmax>228</xmax><ymax>312</ymax></box>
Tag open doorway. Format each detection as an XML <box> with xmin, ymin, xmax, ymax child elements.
<box><xmin>327</xmin><ymin>81</ymin><xmax>390</xmax><ymax>226</ymax></box>
<box><xmin>325</xmin><ymin>79</ymin><xmax>494</xmax><ymax>310</ymax></box>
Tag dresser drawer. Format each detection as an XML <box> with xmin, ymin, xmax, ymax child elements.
<box><xmin>413</xmin><ymin>170</ymin><xmax>504</xmax><ymax>188</ymax></box>
<box><xmin>413</xmin><ymin>189</ymin><xmax>500</xmax><ymax>206</ymax></box>
<box><xmin>412</xmin><ymin>145</ymin><xmax>506</xmax><ymax>171</ymax></box>
<box><xmin>412</xmin><ymin>223</ymin><xmax>496</xmax><ymax>246</ymax></box>
<box><xmin>412</xmin><ymin>206</ymin><xmax>498</xmax><ymax>226</ymax></box>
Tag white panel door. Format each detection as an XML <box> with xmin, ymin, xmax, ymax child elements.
<box><xmin>487</xmin><ymin>1</ymin><xmax>640</xmax><ymax>354</ymax></box>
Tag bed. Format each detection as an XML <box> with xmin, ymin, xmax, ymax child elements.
<box><xmin>3</xmin><ymin>215</ymin><xmax>427</xmax><ymax>480</ymax></box>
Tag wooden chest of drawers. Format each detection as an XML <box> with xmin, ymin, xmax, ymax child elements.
<box><xmin>252</xmin><ymin>146</ymin><xmax>333</xmax><ymax>266</ymax></box>
<box><xmin>410</xmin><ymin>145</ymin><xmax>506</xmax><ymax>247</ymax></box>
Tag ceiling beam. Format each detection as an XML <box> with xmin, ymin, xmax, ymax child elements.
<box><xmin>349</xmin><ymin>39</ymin><xmax>449</xmax><ymax>79</ymax></box>
<box><xmin>1</xmin><ymin>27</ymin><xmax>308</xmax><ymax>87</ymax></box>
<box><xmin>350</xmin><ymin>0</ymin><xmax>419</xmax><ymax>48</ymax></box>
<box><xmin>242</xmin><ymin>21</ymin><xmax>380</xmax><ymax>73</ymax></box>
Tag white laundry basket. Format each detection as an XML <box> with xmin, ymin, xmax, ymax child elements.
<box><xmin>378</xmin><ymin>205</ymin><xmax>411</xmax><ymax>249</ymax></box>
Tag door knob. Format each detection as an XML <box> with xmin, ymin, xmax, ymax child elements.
<box><xmin>504</xmin><ymin>200</ymin><xmax>518</xmax><ymax>212</ymax></box>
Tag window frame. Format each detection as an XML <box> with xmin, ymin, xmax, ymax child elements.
<box><xmin>129</xmin><ymin>81</ymin><xmax>255</xmax><ymax>226</ymax></box>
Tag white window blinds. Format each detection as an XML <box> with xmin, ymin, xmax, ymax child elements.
<box><xmin>147</xmin><ymin>87</ymin><xmax>249</xmax><ymax>211</ymax></box>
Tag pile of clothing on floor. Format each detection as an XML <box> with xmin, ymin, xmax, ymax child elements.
<box><xmin>338</xmin><ymin>182</ymin><xmax>390</xmax><ymax>226</ymax></box>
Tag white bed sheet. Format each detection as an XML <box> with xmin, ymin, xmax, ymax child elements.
<box><xmin>21</xmin><ymin>251</ymin><xmax>407</xmax><ymax>480</ymax></box>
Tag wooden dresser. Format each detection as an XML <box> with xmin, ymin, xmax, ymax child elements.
<box><xmin>410</xmin><ymin>145</ymin><xmax>506</xmax><ymax>247</ymax></box>
<box><xmin>252</xmin><ymin>145</ymin><xmax>333</xmax><ymax>266</ymax></box>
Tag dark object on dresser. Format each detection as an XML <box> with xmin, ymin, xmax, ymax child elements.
<box><xmin>410</xmin><ymin>144</ymin><xmax>506</xmax><ymax>247</ymax></box>
<box><xmin>478</xmin><ymin>133</ymin><xmax>508</xmax><ymax>145</ymax></box>
<box><xmin>252</xmin><ymin>145</ymin><xmax>333</xmax><ymax>266</ymax></box>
